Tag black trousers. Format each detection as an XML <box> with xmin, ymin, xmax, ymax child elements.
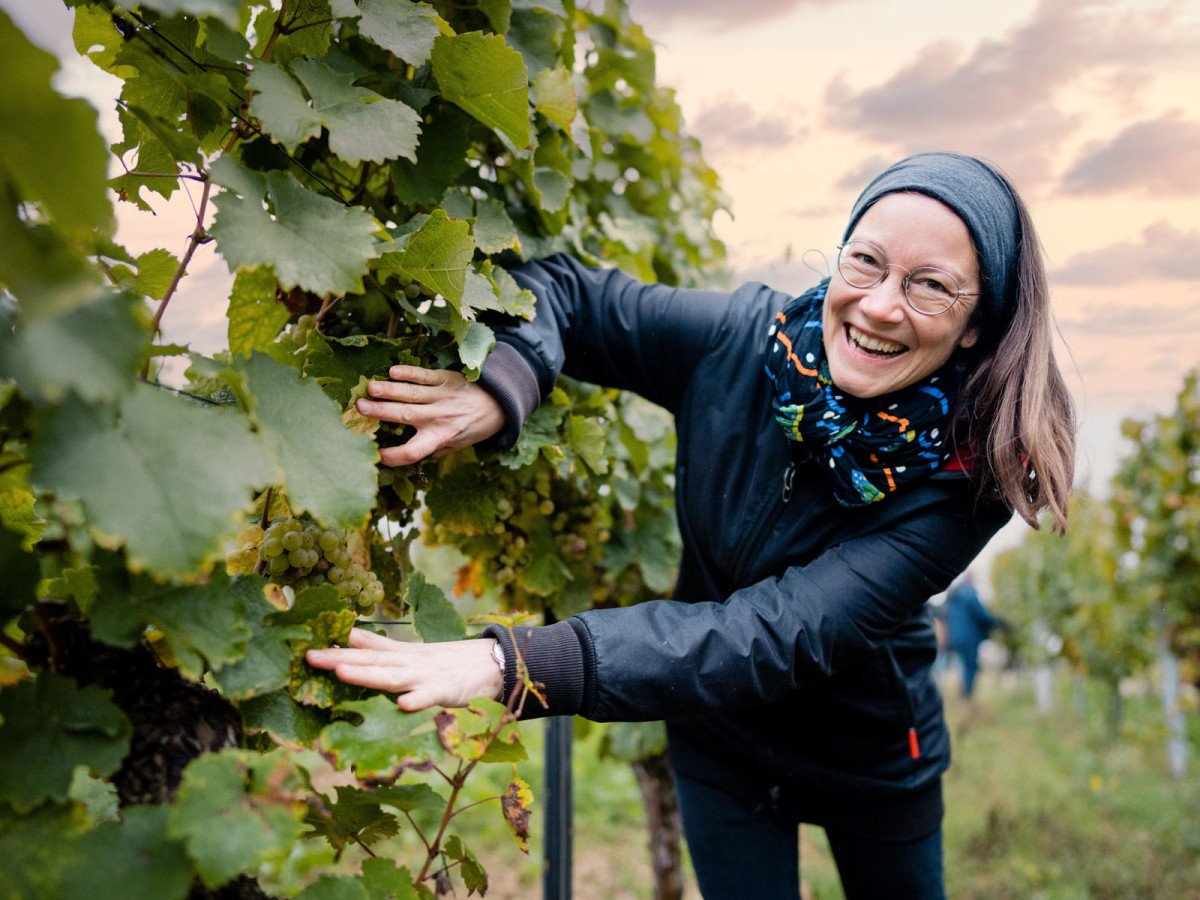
<box><xmin>674</xmin><ymin>773</ymin><xmax>947</xmax><ymax>900</ymax></box>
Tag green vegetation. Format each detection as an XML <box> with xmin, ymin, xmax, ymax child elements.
<box><xmin>0</xmin><ymin>1</ymin><xmax>725</xmax><ymax>896</ymax></box>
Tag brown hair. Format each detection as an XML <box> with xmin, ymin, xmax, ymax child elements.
<box><xmin>958</xmin><ymin>165</ymin><xmax>1075</xmax><ymax>533</ymax></box>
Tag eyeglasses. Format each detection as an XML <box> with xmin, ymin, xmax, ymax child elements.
<box><xmin>836</xmin><ymin>240</ymin><xmax>979</xmax><ymax>316</ymax></box>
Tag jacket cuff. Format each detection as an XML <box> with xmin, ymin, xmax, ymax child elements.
<box><xmin>476</xmin><ymin>341</ymin><xmax>542</xmax><ymax>452</ymax></box>
<box><xmin>481</xmin><ymin>621</ymin><xmax>586</xmax><ymax>720</ymax></box>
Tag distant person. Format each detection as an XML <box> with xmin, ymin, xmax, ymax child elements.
<box><xmin>944</xmin><ymin>573</ymin><xmax>1005</xmax><ymax>698</ymax></box>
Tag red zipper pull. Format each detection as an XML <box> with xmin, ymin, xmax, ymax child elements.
<box><xmin>908</xmin><ymin>727</ymin><xmax>921</xmax><ymax>759</ymax></box>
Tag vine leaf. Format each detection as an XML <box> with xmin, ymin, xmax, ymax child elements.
<box><xmin>57</xmin><ymin>804</ymin><xmax>192</xmax><ymax>900</ymax></box>
<box><xmin>293</xmin><ymin>874</ymin><xmax>372</xmax><ymax>900</ymax></box>
<box><xmin>0</xmin><ymin>672</ymin><xmax>132</xmax><ymax>814</ymax></box>
<box><xmin>361</xmin><ymin>858</ymin><xmax>421</xmax><ymax>900</ymax></box>
<box><xmin>422</xmin><ymin>465</ymin><xmax>502</xmax><ymax>538</ymax></box>
<box><xmin>567</xmin><ymin>414</ymin><xmax>609</xmax><ymax>475</ymax></box>
<box><xmin>250</xmin><ymin>60</ymin><xmax>422</xmax><ymax>165</ymax></box>
<box><xmin>533</xmin><ymin>64</ymin><xmax>577</xmax><ymax>131</ymax></box>
<box><xmin>167</xmin><ymin>749</ymin><xmax>306</xmax><ymax>889</ymax></box>
<box><xmin>238</xmin><ymin>690</ymin><xmax>329</xmax><ymax>747</ymax></box>
<box><xmin>444</xmin><ymin>835</ymin><xmax>488</xmax><ymax>895</ymax></box>
<box><xmin>472</xmin><ymin>201</ymin><xmax>524</xmax><ymax>256</ymax></box>
<box><xmin>432</xmin><ymin>32</ymin><xmax>532</xmax><ymax>150</ymax></box>
<box><xmin>211</xmin><ymin>590</ymin><xmax>310</xmax><ymax>700</ymax></box>
<box><xmin>209</xmin><ymin>158</ymin><xmax>380</xmax><ymax>297</ymax></box>
<box><xmin>29</xmin><ymin>383</ymin><xmax>272</xmax><ymax>576</ymax></box>
<box><xmin>376</xmin><ymin>209</ymin><xmax>475</xmax><ymax>311</ymax></box>
<box><xmin>303</xmin><ymin>332</ymin><xmax>422</xmax><ymax>410</ymax></box>
<box><xmin>88</xmin><ymin>569</ymin><xmax>256</xmax><ymax>681</ymax></box>
<box><xmin>227</xmin><ymin>267</ymin><xmax>289</xmax><ymax>359</ymax></box>
<box><xmin>372</xmin><ymin>782</ymin><xmax>445</xmax><ymax>813</ymax></box>
<box><xmin>501</xmin><ymin>774</ymin><xmax>534</xmax><ymax>852</ymax></box>
<box><xmin>238</xmin><ymin>351</ymin><xmax>379</xmax><ymax>529</ymax></box>
<box><xmin>0</xmin><ymin>12</ymin><xmax>112</xmax><ymax>240</ymax></box>
<box><xmin>304</xmin><ymin>785</ymin><xmax>398</xmax><ymax>852</ymax></box>
<box><xmin>289</xmin><ymin>607</ymin><xmax>362</xmax><ymax>708</ymax></box>
<box><xmin>331</xmin><ymin>0</ymin><xmax>449</xmax><ymax>67</ymax></box>
<box><xmin>406</xmin><ymin>571</ymin><xmax>468</xmax><ymax>643</ymax></box>
<box><xmin>0</xmin><ymin>291</ymin><xmax>145</xmax><ymax>405</ymax></box>
<box><xmin>0</xmin><ymin>803</ymin><xmax>90</xmax><ymax>900</ymax></box>
<box><xmin>137</xmin><ymin>0</ymin><xmax>243</xmax><ymax>28</ymax></box>
<box><xmin>321</xmin><ymin>696</ymin><xmax>440</xmax><ymax>772</ymax></box>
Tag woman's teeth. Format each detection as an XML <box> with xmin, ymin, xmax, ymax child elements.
<box><xmin>847</xmin><ymin>325</ymin><xmax>905</xmax><ymax>357</ymax></box>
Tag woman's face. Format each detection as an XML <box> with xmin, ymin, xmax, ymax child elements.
<box><xmin>823</xmin><ymin>192</ymin><xmax>981</xmax><ymax>399</ymax></box>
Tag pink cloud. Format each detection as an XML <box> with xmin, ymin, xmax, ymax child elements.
<box><xmin>1060</xmin><ymin>112</ymin><xmax>1200</xmax><ymax>197</ymax></box>
<box><xmin>626</xmin><ymin>0</ymin><xmax>840</xmax><ymax>31</ymax></box>
<box><xmin>822</xmin><ymin>0</ymin><xmax>1193</xmax><ymax>186</ymax></box>
<box><xmin>1051</xmin><ymin>221</ymin><xmax>1200</xmax><ymax>286</ymax></box>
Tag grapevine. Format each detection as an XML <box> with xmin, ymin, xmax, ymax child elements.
<box><xmin>0</xmin><ymin>2</ymin><xmax>727</xmax><ymax>898</ymax></box>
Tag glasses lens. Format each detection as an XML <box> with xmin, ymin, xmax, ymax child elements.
<box><xmin>905</xmin><ymin>267</ymin><xmax>960</xmax><ymax>314</ymax></box>
<box><xmin>838</xmin><ymin>241</ymin><xmax>887</xmax><ymax>288</ymax></box>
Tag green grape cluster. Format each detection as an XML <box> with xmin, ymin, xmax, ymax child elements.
<box><xmin>280</xmin><ymin>313</ymin><xmax>318</xmax><ymax>347</ymax></box>
<box><xmin>426</xmin><ymin>462</ymin><xmax>612</xmax><ymax>610</ymax></box>
<box><xmin>234</xmin><ymin>517</ymin><xmax>387</xmax><ymax>614</ymax></box>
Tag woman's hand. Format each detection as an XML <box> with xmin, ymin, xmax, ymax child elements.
<box><xmin>305</xmin><ymin>628</ymin><xmax>504</xmax><ymax>711</ymax></box>
<box><xmin>357</xmin><ymin>365</ymin><xmax>505</xmax><ymax>467</ymax></box>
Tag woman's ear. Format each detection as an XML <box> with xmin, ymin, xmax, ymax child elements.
<box><xmin>958</xmin><ymin>326</ymin><xmax>980</xmax><ymax>349</ymax></box>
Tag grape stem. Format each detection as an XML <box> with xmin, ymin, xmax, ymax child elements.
<box><xmin>140</xmin><ymin>176</ymin><xmax>213</xmax><ymax>380</ymax></box>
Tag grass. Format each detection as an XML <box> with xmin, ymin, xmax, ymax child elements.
<box><xmin>478</xmin><ymin>670</ymin><xmax>1200</xmax><ymax>899</ymax></box>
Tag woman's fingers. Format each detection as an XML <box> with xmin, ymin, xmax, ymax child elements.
<box><xmin>347</xmin><ymin>627</ymin><xmax>402</xmax><ymax>651</ymax></box>
<box><xmin>379</xmin><ymin>430</ymin><xmax>447</xmax><ymax>467</ymax></box>
<box><xmin>354</xmin><ymin>365</ymin><xmax>506</xmax><ymax>465</ymax></box>
<box><xmin>305</xmin><ymin>637</ymin><xmax>504</xmax><ymax>710</ymax></box>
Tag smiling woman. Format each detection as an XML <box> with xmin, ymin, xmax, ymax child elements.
<box><xmin>308</xmin><ymin>152</ymin><xmax>1077</xmax><ymax>900</ymax></box>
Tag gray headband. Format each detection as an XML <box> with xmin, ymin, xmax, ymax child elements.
<box><xmin>842</xmin><ymin>152</ymin><xmax>1021</xmax><ymax>337</ymax></box>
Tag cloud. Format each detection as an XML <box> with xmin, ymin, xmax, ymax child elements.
<box><xmin>822</xmin><ymin>0</ymin><xmax>1193</xmax><ymax>185</ymax></box>
<box><xmin>1051</xmin><ymin>221</ymin><xmax>1200</xmax><ymax>285</ymax></box>
<box><xmin>626</xmin><ymin>0</ymin><xmax>838</xmax><ymax>32</ymax></box>
<box><xmin>688</xmin><ymin>97</ymin><xmax>805</xmax><ymax>158</ymax></box>
<box><xmin>1060</xmin><ymin>303</ymin><xmax>1200</xmax><ymax>338</ymax></box>
<box><xmin>1060</xmin><ymin>112</ymin><xmax>1200</xmax><ymax>197</ymax></box>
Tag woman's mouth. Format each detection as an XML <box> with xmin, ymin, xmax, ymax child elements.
<box><xmin>846</xmin><ymin>324</ymin><xmax>906</xmax><ymax>358</ymax></box>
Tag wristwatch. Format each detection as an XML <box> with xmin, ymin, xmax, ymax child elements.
<box><xmin>490</xmin><ymin>640</ymin><xmax>506</xmax><ymax>674</ymax></box>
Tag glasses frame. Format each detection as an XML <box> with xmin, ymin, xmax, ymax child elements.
<box><xmin>835</xmin><ymin>240</ymin><xmax>979</xmax><ymax>317</ymax></box>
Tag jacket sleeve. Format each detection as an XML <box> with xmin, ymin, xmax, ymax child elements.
<box><xmin>476</xmin><ymin>253</ymin><xmax>744</xmax><ymax>447</ymax></box>
<box><xmin>486</xmin><ymin>484</ymin><xmax>1011</xmax><ymax>721</ymax></box>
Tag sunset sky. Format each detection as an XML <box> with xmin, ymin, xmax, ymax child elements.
<box><xmin>8</xmin><ymin>0</ymin><xmax>1200</xmax><ymax>562</ymax></box>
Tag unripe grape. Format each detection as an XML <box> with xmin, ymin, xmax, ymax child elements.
<box><xmin>328</xmin><ymin>567</ymin><xmax>345</xmax><ymax>584</ymax></box>
<box><xmin>319</xmin><ymin>532</ymin><xmax>340</xmax><ymax>553</ymax></box>
<box><xmin>261</xmin><ymin>538</ymin><xmax>284</xmax><ymax>558</ymax></box>
<box><xmin>269</xmin><ymin>555</ymin><xmax>289</xmax><ymax>573</ymax></box>
<box><xmin>282</xmin><ymin>531</ymin><xmax>303</xmax><ymax>552</ymax></box>
<box><xmin>539</xmin><ymin>499</ymin><xmax>555</xmax><ymax>516</ymax></box>
<box><xmin>288</xmin><ymin>549</ymin><xmax>307</xmax><ymax>567</ymax></box>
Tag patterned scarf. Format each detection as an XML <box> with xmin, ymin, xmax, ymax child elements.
<box><xmin>764</xmin><ymin>280</ymin><xmax>965</xmax><ymax>506</ymax></box>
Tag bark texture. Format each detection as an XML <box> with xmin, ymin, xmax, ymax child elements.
<box><xmin>632</xmin><ymin>752</ymin><xmax>685</xmax><ymax>900</ymax></box>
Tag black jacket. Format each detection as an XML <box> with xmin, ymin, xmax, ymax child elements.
<box><xmin>479</xmin><ymin>254</ymin><xmax>1011</xmax><ymax>834</ymax></box>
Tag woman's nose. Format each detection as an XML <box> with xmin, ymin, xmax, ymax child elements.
<box><xmin>857</xmin><ymin>269</ymin><xmax>908</xmax><ymax>322</ymax></box>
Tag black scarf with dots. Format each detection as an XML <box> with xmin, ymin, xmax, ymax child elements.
<box><xmin>764</xmin><ymin>280</ymin><xmax>966</xmax><ymax>506</ymax></box>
